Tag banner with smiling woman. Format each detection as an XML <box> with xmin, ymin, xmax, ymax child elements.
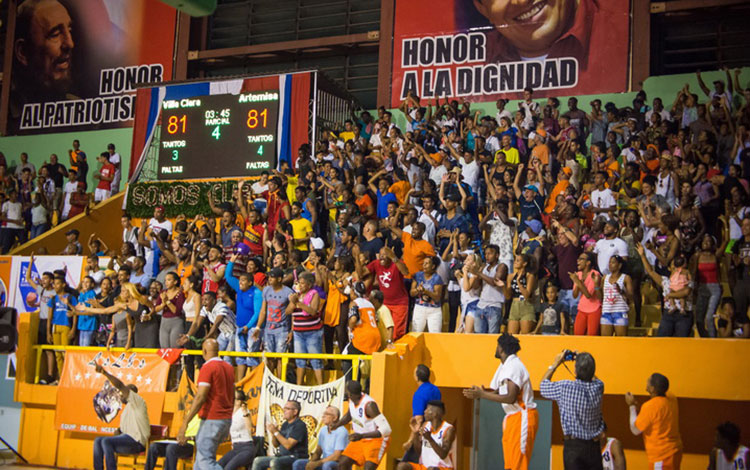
<box><xmin>391</xmin><ymin>0</ymin><xmax>631</xmax><ymax>105</ymax></box>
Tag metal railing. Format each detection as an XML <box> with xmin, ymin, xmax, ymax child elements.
<box><xmin>32</xmin><ymin>345</ymin><xmax>371</xmax><ymax>385</ymax></box>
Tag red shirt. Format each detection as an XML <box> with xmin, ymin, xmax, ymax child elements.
<box><xmin>97</xmin><ymin>163</ymin><xmax>115</xmax><ymax>190</ymax></box>
<box><xmin>197</xmin><ymin>357</ymin><xmax>234</xmax><ymax>420</ymax></box>
<box><xmin>243</xmin><ymin>222</ymin><xmax>265</xmax><ymax>255</ymax></box>
<box><xmin>367</xmin><ymin>259</ymin><xmax>408</xmax><ymax>306</ymax></box>
<box><xmin>202</xmin><ymin>262</ymin><xmax>226</xmax><ymax>294</ymax></box>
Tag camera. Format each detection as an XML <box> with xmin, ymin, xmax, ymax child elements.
<box><xmin>563</xmin><ymin>350</ymin><xmax>577</xmax><ymax>362</ymax></box>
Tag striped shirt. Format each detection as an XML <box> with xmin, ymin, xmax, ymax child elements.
<box><xmin>292</xmin><ymin>289</ymin><xmax>322</xmax><ymax>331</ymax></box>
<box><xmin>602</xmin><ymin>274</ymin><xmax>629</xmax><ymax>313</ymax></box>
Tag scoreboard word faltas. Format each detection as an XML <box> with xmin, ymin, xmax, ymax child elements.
<box><xmin>157</xmin><ymin>91</ymin><xmax>280</xmax><ymax>179</ymax></box>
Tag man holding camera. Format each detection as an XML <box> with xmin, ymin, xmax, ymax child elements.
<box><xmin>541</xmin><ymin>350</ymin><xmax>605</xmax><ymax>470</ymax></box>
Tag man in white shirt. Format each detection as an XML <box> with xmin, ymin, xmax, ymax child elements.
<box><xmin>107</xmin><ymin>144</ymin><xmax>121</xmax><ymax>194</ymax></box>
<box><xmin>92</xmin><ymin>361</ymin><xmax>150</xmax><ymax>470</ymax></box>
<box><xmin>61</xmin><ymin>169</ymin><xmax>79</xmax><ymax>220</ymax></box>
<box><xmin>519</xmin><ymin>88</ymin><xmax>540</xmax><ymax>131</ymax></box>
<box><xmin>590</xmin><ymin>171</ymin><xmax>617</xmax><ymax>221</ymax></box>
<box><xmin>594</xmin><ymin>220</ymin><xmax>629</xmax><ymax>275</ymax></box>
<box><xmin>1</xmin><ymin>189</ymin><xmax>26</xmax><ymax>254</ymax></box>
<box><xmin>463</xmin><ymin>333</ymin><xmax>538</xmax><ymax>470</ymax></box>
<box><xmin>200</xmin><ymin>291</ymin><xmax>236</xmax><ymax>362</ymax></box>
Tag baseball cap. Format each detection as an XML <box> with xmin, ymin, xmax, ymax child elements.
<box><xmin>523</xmin><ymin>184</ymin><xmax>539</xmax><ymax>193</ymax></box>
<box><xmin>66</xmin><ymin>229</ymin><xmax>79</xmax><ymax>236</ymax></box>
<box><xmin>268</xmin><ymin>267</ymin><xmax>284</xmax><ymax>278</ymax></box>
<box><xmin>526</xmin><ymin>219</ymin><xmax>542</xmax><ymax>234</ymax></box>
<box><xmin>310</xmin><ymin>237</ymin><xmax>325</xmax><ymax>250</ymax></box>
<box><xmin>450</xmin><ymin>166</ymin><xmax>462</xmax><ymax>175</ymax></box>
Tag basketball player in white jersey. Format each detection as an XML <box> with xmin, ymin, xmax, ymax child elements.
<box><xmin>709</xmin><ymin>421</ymin><xmax>749</xmax><ymax>470</ymax></box>
<box><xmin>397</xmin><ymin>400</ymin><xmax>455</xmax><ymax>470</ymax></box>
<box><xmin>600</xmin><ymin>434</ymin><xmax>626</xmax><ymax>470</ymax></box>
<box><xmin>335</xmin><ymin>380</ymin><xmax>392</xmax><ymax>470</ymax></box>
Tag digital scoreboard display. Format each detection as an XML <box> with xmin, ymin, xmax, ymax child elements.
<box><xmin>157</xmin><ymin>90</ymin><xmax>280</xmax><ymax>179</ymax></box>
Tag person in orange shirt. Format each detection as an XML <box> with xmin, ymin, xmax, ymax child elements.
<box><xmin>544</xmin><ymin>167</ymin><xmax>572</xmax><ymax>214</ymax></box>
<box><xmin>387</xmin><ymin>219</ymin><xmax>435</xmax><ymax>278</ymax></box>
<box><xmin>626</xmin><ymin>373</ymin><xmax>683</xmax><ymax>470</ymax></box>
<box><xmin>343</xmin><ymin>282</ymin><xmax>382</xmax><ymax>381</ymax></box>
<box><xmin>389</xmin><ymin>168</ymin><xmax>412</xmax><ymax>206</ymax></box>
<box><xmin>529</xmin><ymin>130</ymin><xmax>550</xmax><ymax>166</ymax></box>
<box><xmin>354</xmin><ymin>183</ymin><xmax>376</xmax><ymax>219</ymax></box>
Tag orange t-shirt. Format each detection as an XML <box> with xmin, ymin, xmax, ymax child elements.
<box><xmin>531</xmin><ymin>143</ymin><xmax>550</xmax><ymax>166</ymax></box>
<box><xmin>635</xmin><ymin>396</ymin><xmax>683</xmax><ymax>463</ymax></box>
<box><xmin>389</xmin><ymin>181</ymin><xmax>412</xmax><ymax>206</ymax></box>
<box><xmin>401</xmin><ymin>231</ymin><xmax>435</xmax><ymax>277</ymax></box>
<box><xmin>355</xmin><ymin>194</ymin><xmax>375</xmax><ymax>219</ymax></box>
<box><xmin>350</xmin><ymin>298</ymin><xmax>382</xmax><ymax>354</ymax></box>
<box><xmin>545</xmin><ymin>180</ymin><xmax>569</xmax><ymax>213</ymax></box>
<box><xmin>176</xmin><ymin>262</ymin><xmax>194</xmax><ymax>284</ymax></box>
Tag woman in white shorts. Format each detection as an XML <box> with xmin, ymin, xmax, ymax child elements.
<box><xmin>601</xmin><ymin>255</ymin><xmax>633</xmax><ymax>336</ymax></box>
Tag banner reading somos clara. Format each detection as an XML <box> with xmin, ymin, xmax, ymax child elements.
<box><xmin>55</xmin><ymin>351</ymin><xmax>169</xmax><ymax>433</ymax></box>
<box><xmin>391</xmin><ymin>0</ymin><xmax>631</xmax><ymax>105</ymax></box>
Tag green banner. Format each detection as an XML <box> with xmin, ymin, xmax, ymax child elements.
<box><xmin>125</xmin><ymin>180</ymin><xmax>251</xmax><ymax>218</ymax></box>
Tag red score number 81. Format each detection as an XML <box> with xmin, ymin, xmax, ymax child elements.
<box><xmin>247</xmin><ymin>108</ymin><xmax>268</xmax><ymax>129</ymax></box>
<box><xmin>167</xmin><ymin>115</ymin><xmax>186</xmax><ymax>134</ymax></box>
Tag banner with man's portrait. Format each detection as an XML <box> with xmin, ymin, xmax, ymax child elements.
<box><xmin>6</xmin><ymin>0</ymin><xmax>177</xmax><ymax>135</ymax></box>
<box><xmin>54</xmin><ymin>350</ymin><xmax>169</xmax><ymax>433</ymax></box>
<box><xmin>391</xmin><ymin>0</ymin><xmax>631</xmax><ymax>106</ymax></box>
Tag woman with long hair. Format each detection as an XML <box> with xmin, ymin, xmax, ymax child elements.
<box><xmin>79</xmin><ymin>282</ymin><xmax>149</xmax><ymax>350</ymax></box>
<box><xmin>217</xmin><ymin>389</ymin><xmax>256</xmax><ymax>469</ymax></box>
<box><xmin>637</xmin><ymin>244</ymin><xmax>695</xmax><ymax>337</ymax></box>
<box><xmin>505</xmin><ymin>254</ymin><xmax>537</xmax><ymax>334</ymax></box>
<box><xmin>690</xmin><ymin>231</ymin><xmax>728</xmax><ymax>337</ymax></box>
<box><xmin>455</xmin><ymin>253</ymin><xmax>481</xmax><ymax>334</ymax></box>
<box><xmin>155</xmin><ymin>272</ymin><xmax>185</xmax><ymax>349</ymax></box>
<box><xmin>570</xmin><ymin>252</ymin><xmax>603</xmax><ymax>336</ymax></box>
<box><xmin>177</xmin><ymin>275</ymin><xmax>204</xmax><ymax>382</ymax></box>
<box><xmin>601</xmin><ymin>256</ymin><xmax>633</xmax><ymax>337</ymax></box>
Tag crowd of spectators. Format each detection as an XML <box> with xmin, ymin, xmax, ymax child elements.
<box><xmin>0</xmin><ymin>140</ymin><xmax>121</xmax><ymax>254</ymax></box>
<box><xmin>31</xmin><ymin>68</ymin><xmax>750</xmax><ymax>385</ymax></box>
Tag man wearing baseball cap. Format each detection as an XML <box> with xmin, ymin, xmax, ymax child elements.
<box><xmin>254</xmin><ymin>267</ymin><xmax>294</xmax><ymax>376</ymax></box>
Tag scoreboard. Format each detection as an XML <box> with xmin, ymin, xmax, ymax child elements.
<box><xmin>157</xmin><ymin>90</ymin><xmax>280</xmax><ymax>179</ymax></box>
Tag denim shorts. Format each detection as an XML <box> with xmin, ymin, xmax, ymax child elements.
<box><xmin>264</xmin><ymin>327</ymin><xmax>289</xmax><ymax>353</ymax></box>
<box><xmin>293</xmin><ymin>329</ymin><xmax>323</xmax><ymax>369</ymax></box>
<box><xmin>600</xmin><ymin>311</ymin><xmax>629</xmax><ymax>326</ymax></box>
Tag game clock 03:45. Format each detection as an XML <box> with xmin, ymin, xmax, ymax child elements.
<box><xmin>157</xmin><ymin>91</ymin><xmax>280</xmax><ymax>180</ymax></box>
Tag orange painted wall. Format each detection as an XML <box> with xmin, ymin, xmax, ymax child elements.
<box><xmin>13</xmin><ymin>316</ymin><xmax>750</xmax><ymax>469</ymax></box>
<box><xmin>11</xmin><ymin>193</ymin><xmax>126</xmax><ymax>255</ymax></box>
<box><xmin>370</xmin><ymin>333</ymin><xmax>750</xmax><ymax>470</ymax></box>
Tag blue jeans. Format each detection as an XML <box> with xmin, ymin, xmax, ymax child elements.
<box><xmin>694</xmin><ymin>283</ymin><xmax>720</xmax><ymax>337</ymax></box>
<box><xmin>195</xmin><ymin>418</ymin><xmax>231</xmax><ymax>470</ymax></box>
<box><xmin>93</xmin><ymin>434</ymin><xmax>145</xmax><ymax>470</ymax></box>
<box><xmin>474</xmin><ymin>305</ymin><xmax>502</xmax><ymax>334</ymax></box>
<box><xmin>79</xmin><ymin>330</ymin><xmax>95</xmax><ymax>347</ymax></box>
<box><xmin>264</xmin><ymin>327</ymin><xmax>289</xmax><ymax>353</ymax></box>
<box><xmin>293</xmin><ymin>459</ymin><xmax>338</xmax><ymax>470</ymax></box>
<box><xmin>236</xmin><ymin>329</ymin><xmax>262</xmax><ymax>367</ymax></box>
<box><xmin>30</xmin><ymin>223</ymin><xmax>48</xmax><ymax>238</ymax></box>
<box><xmin>217</xmin><ymin>330</ymin><xmax>235</xmax><ymax>363</ymax></box>
<box><xmin>252</xmin><ymin>455</ymin><xmax>296</xmax><ymax>470</ymax></box>
<box><xmin>293</xmin><ymin>329</ymin><xmax>323</xmax><ymax>369</ymax></box>
<box><xmin>145</xmin><ymin>442</ymin><xmax>194</xmax><ymax>470</ymax></box>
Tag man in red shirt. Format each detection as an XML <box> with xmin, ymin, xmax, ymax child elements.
<box><xmin>362</xmin><ymin>246</ymin><xmax>411</xmax><ymax>340</ymax></box>
<box><xmin>177</xmin><ymin>338</ymin><xmax>234</xmax><ymax>469</ymax></box>
<box><xmin>263</xmin><ymin>177</ymin><xmax>290</xmax><ymax>235</ymax></box>
<box><xmin>93</xmin><ymin>152</ymin><xmax>115</xmax><ymax>203</ymax></box>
